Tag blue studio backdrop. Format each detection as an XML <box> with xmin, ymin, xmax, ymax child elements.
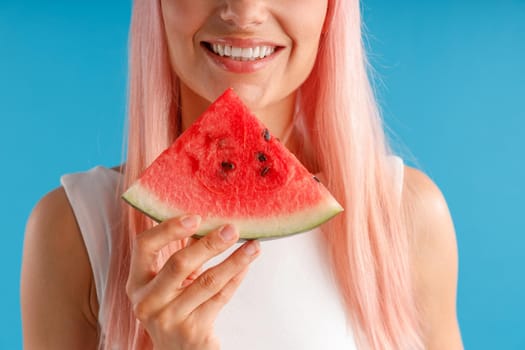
<box><xmin>1</xmin><ymin>0</ymin><xmax>524</xmax><ymax>349</ymax></box>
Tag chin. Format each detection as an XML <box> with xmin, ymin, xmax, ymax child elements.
<box><xmin>222</xmin><ymin>83</ymin><xmax>269</xmax><ymax>110</ymax></box>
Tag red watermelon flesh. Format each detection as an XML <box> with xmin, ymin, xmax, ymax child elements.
<box><xmin>122</xmin><ymin>88</ymin><xmax>343</xmax><ymax>239</ymax></box>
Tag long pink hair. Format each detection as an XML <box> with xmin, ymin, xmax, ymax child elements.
<box><xmin>102</xmin><ymin>0</ymin><xmax>424</xmax><ymax>349</ymax></box>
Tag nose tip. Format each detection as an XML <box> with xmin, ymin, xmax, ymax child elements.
<box><xmin>220</xmin><ymin>0</ymin><xmax>268</xmax><ymax>30</ymax></box>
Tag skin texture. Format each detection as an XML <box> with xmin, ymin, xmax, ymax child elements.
<box><xmin>21</xmin><ymin>187</ymin><xmax>100</xmax><ymax>349</ymax></box>
<box><xmin>404</xmin><ymin>167</ymin><xmax>464</xmax><ymax>349</ymax></box>
<box><xmin>21</xmin><ymin>1</ymin><xmax>463</xmax><ymax>349</ymax></box>
<box><xmin>160</xmin><ymin>0</ymin><xmax>328</xmax><ymax>141</ymax></box>
<box><xmin>21</xmin><ymin>184</ymin><xmax>261</xmax><ymax>350</ymax></box>
<box><xmin>125</xmin><ymin>219</ymin><xmax>260</xmax><ymax>349</ymax></box>
<box><xmin>21</xmin><ymin>166</ymin><xmax>463</xmax><ymax>349</ymax></box>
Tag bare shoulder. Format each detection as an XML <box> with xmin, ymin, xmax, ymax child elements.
<box><xmin>21</xmin><ymin>187</ymin><xmax>99</xmax><ymax>349</ymax></box>
<box><xmin>402</xmin><ymin>166</ymin><xmax>455</xmax><ymax>242</ymax></box>
<box><xmin>401</xmin><ymin>166</ymin><xmax>463</xmax><ymax>349</ymax></box>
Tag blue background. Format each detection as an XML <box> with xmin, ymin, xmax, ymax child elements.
<box><xmin>1</xmin><ymin>0</ymin><xmax>523</xmax><ymax>349</ymax></box>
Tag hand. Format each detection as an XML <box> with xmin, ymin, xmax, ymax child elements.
<box><xmin>126</xmin><ymin>215</ymin><xmax>260</xmax><ymax>350</ymax></box>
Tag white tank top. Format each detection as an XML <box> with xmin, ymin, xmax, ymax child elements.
<box><xmin>61</xmin><ymin>156</ymin><xmax>404</xmax><ymax>350</ymax></box>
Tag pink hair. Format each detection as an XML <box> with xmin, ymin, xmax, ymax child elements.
<box><xmin>102</xmin><ymin>0</ymin><xmax>423</xmax><ymax>349</ymax></box>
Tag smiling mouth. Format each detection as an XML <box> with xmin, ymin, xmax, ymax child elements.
<box><xmin>202</xmin><ymin>42</ymin><xmax>279</xmax><ymax>61</ymax></box>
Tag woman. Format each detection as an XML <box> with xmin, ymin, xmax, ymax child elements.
<box><xmin>21</xmin><ymin>0</ymin><xmax>463</xmax><ymax>349</ymax></box>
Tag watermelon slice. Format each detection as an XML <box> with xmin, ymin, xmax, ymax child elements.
<box><xmin>122</xmin><ymin>88</ymin><xmax>343</xmax><ymax>240</ymax></box>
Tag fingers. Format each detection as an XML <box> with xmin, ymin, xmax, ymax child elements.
<box><xmin>194</xmin><ymin>265</ymin><xmax>250</xmax><ymax>325</ymax></box>
<box><xmin>141</xmin><ymin>225</ymin><xmax>242</xmax><ymax>311</ymax></box>
<box><xmin>127</xmin><ymin>215</ymin><xmax>260</xmax><ymax>335</ymax></box>
<box><xmin>127</xmin><ymin>215</ymin><xmax>201</xmax><ymax>296</ymax></box>
<box><xmin>171</xmin><ymin>240</ymin><xmax>260</xmax><ymax>318</ymax></box>
<box><xmin>181</xmin><ymin>237</ymin><xmax>204</xmax><ymax>287</ymax></box>
<box><xmin>158</xmin><ymin>224</ymin><xmax>240</xmax><ymax>285</ymax></box>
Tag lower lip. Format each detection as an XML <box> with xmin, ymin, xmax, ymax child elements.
<box><xmin>203</xmin><ymin>45</ymin><xmax>280</xmax><ymax>74</ymax></box>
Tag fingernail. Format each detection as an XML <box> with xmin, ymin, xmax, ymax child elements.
<box><xmin>244</xmin><ymin>240</ymin><xmax>259</xmax><ymax>256</ymax></box>
<box><xmin>219</xmin><ymin>225</ymin><xmax>236</xmax><ymax>242</ymax></box>
<box><xmin>181</xmin><ymin>215</ymin><xmax>201</xmax><ymax>229</ymax></box>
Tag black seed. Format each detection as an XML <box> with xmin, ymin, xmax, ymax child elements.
<box><xmin>262</xmin><ymin>128</ymin><xmax>271</xmax><ymax>141</ymax></box>
<box><xmin>257</xmin><ymin>152</ymin><xmax>267</xmax><ymax>162</ymax></box>
<box><xmin>313</xmin><ymin>176</ymin><xmax>321</xmax><ymax>183</ymax></box>
<box><xmin>260</xmin><ymin>166</ymin><xmax>270</xmax><ymax>177</ymax></box>
<box><xmin>221</xmin><ymin>161</ymin><xmax>235</xmax><ymax>171</ymax></box>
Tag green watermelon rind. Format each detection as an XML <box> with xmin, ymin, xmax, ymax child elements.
<box><xmin>122</xmin><ymin>182</ymin><xmax>343</xmax><ymax>240</ymax></box>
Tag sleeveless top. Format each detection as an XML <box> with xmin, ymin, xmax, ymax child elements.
<box><xmin>61</xmin><ymin>156</ymin><xmax>404</xmax><ymax>350</ymax></box>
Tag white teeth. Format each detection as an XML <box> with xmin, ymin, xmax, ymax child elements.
<box><xmin>241</xmin><ymin>47</ymin><xmax>253</xmax><ymax>59</ymax></box>
<box><xmin>252</xmin><ymin>46</ymin><xmax>260</xmax><ymax>58</ymax></box>
<box><xmin>259</xmin><ymin>46</ymin><xmax>267</xmax><ymax>58</ymax></box>
<box><xmin>210</xmin><ymin>44</ymin><xmax>276</xmax><ymax>60</ymax></box>
<box><xmin>231</xmin><ymin>47</ymin><xmax>242</xmax><ymax>58</ymax></box>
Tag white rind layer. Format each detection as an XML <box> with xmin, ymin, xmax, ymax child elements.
<box><xmin>122</xmin><ymin>182</ymin><xmax>343</xmax><ymax>240</ymax></box>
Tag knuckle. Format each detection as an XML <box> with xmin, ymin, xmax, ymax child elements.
<box><xmin>213</xmin><ymin>289</ymin><xmax>231</xmax><ymax>304</ymax></box>
<box><xmin>230</xmin><ymin>271</ymin><xmax>246</xmax><ymax>285</ymax></box>
<box><xmin>169</xmin><ymin>254</ymin><xmax>189</xmax><ymax>274</ymax></box>
<box><xmin>203</xmin><ymin>335</ymin><xmax>219</xmax><ymax>348</ymax></box>
<box><xmin>174</xmin><ymin>322</ymin><xmax>200</xmax><ymax>345</ymax></box>
<box><xmin>164</xmin><ymin>218</ymin><xmax>180</xmax><ymax>233</ymax></box>
<box><xmin>133</xmin><ymin>301</ymin><xmax>151</xmax><ymax>323</ymax></box>
<box><xmin>201</xmin><ymin>236</ymin><xmax>220</xmax><ymax>253</ymax></box>
<box><xmin>232</xmin><ymin>251</ymin><xmax>250</xmax><ymax>267</ymax></box>
<box><xmin>153</xmin><ymin>311</ymin><xmax>174</xmax><ymax>334</ymax></box>
<box><xmin>198</xmin><ymin>271</ymin><xmax>219</xmax><ymax>291</ymax></box>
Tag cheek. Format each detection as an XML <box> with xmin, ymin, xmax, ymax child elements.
<box><xmin>161</xmin><ymin>1</ymin><xmax>206</xmax><ymax>50</ymax></box>
<box><xmin>287</xmin><ymin>1</ymin><xmax>328</xmax><ymax>74</ymax></box>
<box><xmin>287</xmin><ymin>0</ymin><xmax>327</xmax><ymax>36</ymax></box>
<box><xmin>302</xmin><ymin>1</ymin><xmax>328</xmax><ymax>49</ymax></box>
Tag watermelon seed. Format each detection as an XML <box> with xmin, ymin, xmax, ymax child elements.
<box><xmin>313</xmin><ymin>176</ymin><xmax>321</xmax><ymax>183</ymax></box>
<box><xmin>262</xmin><ymin>128</ymin><xmax>271</xmax><ymax>141</ymax></box>
<box><xmin>260</xmin><ymin>166</ymin><xmax>270</xmax><ymax>177</ymax></box>
<box><xmin>221</xmin><ymin>161</ymin><xmax>235</xmax><ymax>171</ymax></box>
<box><xmin>257</xmin><ymin>152</ymin><xmax>267</xmax><ymax>162</ymax></box>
